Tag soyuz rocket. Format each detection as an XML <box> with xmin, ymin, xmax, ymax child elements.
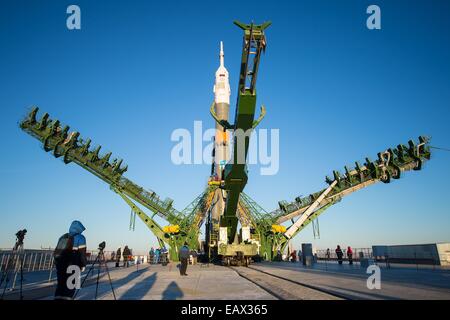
<box><xmin>210</xmin><ymin>42</ymin><xmax>231</xmax><ymax>223</ymax></box>
<box><xmin>212</xmin><ymin>41</ymin><xmax>231</xmax><ymax>180</ymax></box>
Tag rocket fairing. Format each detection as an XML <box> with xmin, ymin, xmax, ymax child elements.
<box><xmin>213</xmin><ymin>41</ymin><xmax>231</xmax><ymax>180</ymax></box>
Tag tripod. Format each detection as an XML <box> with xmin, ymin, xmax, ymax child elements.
<box><xmin>73</xmin><ymin>248</ymin><xmax>116</xmax><ymax>300</ymax></box>
<box><xmin>0</xmin><ymin>240</ymin><xmax>25</xmax><ymax>300</ymax></box>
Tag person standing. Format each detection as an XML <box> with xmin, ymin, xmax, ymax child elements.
<box><xmin>347</xmin><ymin>246</ymin><xmax>353</xmax><ymax>265</ymax></box>
<box><xmin>115</xmin><ymin>247</ymin><xmax>121</xmax><ymax>267</ymax></box>
<box><xmin>123</xmin><ymin>245</ymin><xmax>131</xmax><ymax>267</ymax></box>
<box><xmin>290</xmin><ymin>250</ymin><xmax>297</xmax><ymax>262</ymax></box>
<box><xmin>326</xmin><ymin>248</ymin><xmax>331</xmax><ymax>260</ymax></box>
<box><xmin>54</xmin><ymin>220</ymin><xmax>87</xmax><ymax>300</ymax></box>
<box><xmin>154</xmin><ymin>248</ymin><xmax>160</xmax><ymax>264</ymax></box>
<box><xmin>190</xmin><ymin>250</ymin><xmax>198</xmax><ymax>265</ymax></box>
<box><xmin>335</xmin><ymin>245</ymin><xmax>343</xmax><ymax>265</ymax></box>
<box><xmin>149</xmin><ymin>247</ymin><xmax>155</xmax><ymax>264</ymax></box>
<box><xmin>179</xmin><ymin>243</ymin><xmax>190</xmax><ymax>276</ymax></box>
<box><xmin>160</xmin><ymin>247</ymin><xmax>169</xmax><ymax>266</ymax></box>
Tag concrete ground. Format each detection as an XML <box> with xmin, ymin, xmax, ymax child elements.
<box><xmin>72</xmin><ymin>263</ymin><xmax>275</xmax><ymax>300</ymax></box>
<box><xmin>252</xmin><ymin>261</ymin><xmax>450</xmax><ymax>300</ymax></box>
<box><xmin>4</xmin><ymin>260</ymin><xmax>450</xmax><ymax>300</ymax></box>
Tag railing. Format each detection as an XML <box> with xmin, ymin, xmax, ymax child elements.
<box><xmin>315</xmin><ymin>248</ymin><xmax>373</xmax><ymax>261</ymax></box>
<box><xmin>312</xmin><ymin>248</ymin><xmax>446</xmax><ymax>270</ymax></box>
<box><xmin>0</xmin><ymin>249</ymin><xmax>55</xmax><ymax>272</ymax></box>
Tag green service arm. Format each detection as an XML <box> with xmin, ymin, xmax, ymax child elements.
<box><xmin>272</xmin><ymin>137</ymin><xmax>432</xmax><ymax>235</ymax></box>
<box><xmin>19</xmin><ymin>107</ymin><xmax>182</xmax><ymax>225</ymax></box>
<box><xmin>220</xmin><ymin>21</ymin><xmax>271</xmax><ymax>244</ymax></box>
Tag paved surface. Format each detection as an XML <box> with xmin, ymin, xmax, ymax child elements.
<box><xmin>73</xmin><ymin>263</ymin><xmax>275</xmax><ymax>300</ymax></box>
<box><xmin>253</xmin><ymin>261</ymin><xmax>450</xmax><ymax>300</ymax></box>
<box><xmin>230</xmin><ymin>266</ymin><xmax>341</xmax><ymax>300</ymax></box>
<box><xmin>4</xmin><ymin>260</ymin><xmax>450</xmax><ymax>300</ymax></box>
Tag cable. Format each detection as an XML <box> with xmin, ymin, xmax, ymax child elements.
<box><xmin>430</xmin><ymin>146</ymin><xmax>450</xmax><ymax>152</ymax></box>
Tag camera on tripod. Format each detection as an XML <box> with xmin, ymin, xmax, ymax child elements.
<box><xmin>15</xmin><ymin>229</ymin><xmax>27</xmax><ymax>243</ymax></box>
<box><xmin>98</xmin><ymin>241</ymin><xmax>106</xmax><ymax>251</ymax></box>
<box><xmin>13</xmin><ymin>229</ymin><xmax>27</xmax><ymax>251</ymax></box>
<box><xmin>73</xmin><ymin>240</ymin><xmax>116</xmax><ymax>300</ymax></box>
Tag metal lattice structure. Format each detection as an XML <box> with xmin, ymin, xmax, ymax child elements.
<box><xmin>19</xmin><ymin>21</ymin><xmax>432</xmax><ymax>263</ymax></box>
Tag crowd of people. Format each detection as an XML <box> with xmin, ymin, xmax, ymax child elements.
<box><xmin>52</xmin><ymin>219</ymin><xmax>358</xmax><ymax>301</ymax></box>
<box><xmin>51</xmin><ymin>220</ymin><xmax>199</xmax><ymax>300</ymax></box>
<box><xmin>285</xmin><ymin>245</ymin><xmax>355</xmax><ymax>265</ymax></box>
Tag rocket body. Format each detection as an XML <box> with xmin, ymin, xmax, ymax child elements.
<box><xmin>213</xmin><ymin>41</ymin><xmax>231</xmax><ymax>180</ymax></box>
<box><xmin>211</xmin><ymin>42</ymin><xmax>231</xmax><ymax>222</ymax></box>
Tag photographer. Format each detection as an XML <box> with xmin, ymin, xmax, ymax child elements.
<box><xmin>54</xmin><ymin>220</ymin><xmax>87</xmax><ymax>300</ymax></box>
<box><xmin>14</xmin><ymin>229</ymin><xmax>27</xmax><ymax>251</ymax></box>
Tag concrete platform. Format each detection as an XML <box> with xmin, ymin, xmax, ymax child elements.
<box><xmin>72</xmin><ymin>263</ymin><xmax>275</xmax><ymax>300</ymax></box>
<box><xmin>252</xmin><ymin>261</ymin><xmax>450</xmax><ymax>300</ymax></box>
<box><xmin>5</xmin><ymin>260</ymin><xmax>449</xmax><ymax>300</ymax></box>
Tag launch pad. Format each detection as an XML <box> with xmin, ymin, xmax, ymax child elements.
<box><xmin>19</xmin><ymin>21</ymin><xmax>432</xmax><ymax>265</ymax></box>
<box><xmin>3</xmin><ymin>260</ymin><xmax>449</xmax><ymax>300</ymax></box>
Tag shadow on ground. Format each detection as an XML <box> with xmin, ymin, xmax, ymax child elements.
<box><xmin>162</xmin><ymin>281</ymin><xmax>184</xmax><ymax>300</ymax></box>
<box><xmin>120</xmin><ymin>272</ymin><xmax>157</xmax><ymax>300</ymax></box>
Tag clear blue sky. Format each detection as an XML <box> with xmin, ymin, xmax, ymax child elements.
<box><xmin>1</xmin><ymin>0</ymin><xmax>449</xmax><ymax>254</ymax></box>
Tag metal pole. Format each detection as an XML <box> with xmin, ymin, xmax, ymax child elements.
<box><xmin>12</xmin><ymin>252</ymin><xmax>20</xmax><ymax>289</ymax></box>
<box><xmin>48</xmin><ymin>257</ymin><xmax>54</xmax><ymax>282</ymax></box>
<box><xmin>22</xmin><ymin>253</ymin><xmax>27</xmax><ymax>271</ymax></box>
<box><xmin>38</xmin><ymin>253</ymin><xmax>43</xmax><ymax>270</ymax></box>
<box><xmin>4</xmin><ymin>254</ymin><xmax>10</xmax><ymax>273</ymax></box>
<box><xmin>0</xmin><ymin>254</ymin><xmax>4</xmax><ymax>272</ymax></box>
<box><xmin>32</xmin><ymin>253</ymin><xmax>37</xmax><ymax>271</ymax></box>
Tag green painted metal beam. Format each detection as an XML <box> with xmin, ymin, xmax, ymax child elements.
<box><xmin>19</xmin><ymin>107</ymin><xmax>183</xmax><ymax>225</ymax></box>
<box><xmin>221</xmin><ymin>21</ymin><xmax>271</xmax><ymax>244</ymax></box>
<box><xmin>273</xmin><ymin>136</ymin><xmax>432</xmax><ymax>224</ymax></box>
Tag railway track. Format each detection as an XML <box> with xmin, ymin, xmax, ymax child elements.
<box><xmin>229</xmin><ymin>266</ymin><xmax>348</xmax><ymax>300</ymax></box>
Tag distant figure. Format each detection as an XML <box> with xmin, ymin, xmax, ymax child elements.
<box><xmin>149</xmin><ymin>247</ymin><xmax>155</xmax><ymax>264</ymax></box>
<box><xmin>179</xmin><ymin>243</ymin><xmax>190</xmax><ymax>276</ymax></box>
<box><xmin>190</xmin><ymin>250</ymin><xmax>198</xmax><ymax>265</ymax></box>
<box><xmin>54</xmin><ymin>220</ymin><xmax>87</xmax><ymax>300</ymax></box>
<box><xmin>335</xmin><ymin>245</ymin><xmax>343</xmax><ymax>265</ymax></box>
<box><xmin>161</xmin><ymin>247</ymin><xmax>169</xmax><ymax>266</ymax></box>
<box><xmin>290</xmin><ymin>250</ymin><xmax>297</xmax><ymax>262</ymax></box>
<box><xmin>326</xmin><ymin>248</ymin><xmax>331</xmax><ymax>260</ymax></box>
<box><xmin>14</xmin><ymin>229</ymin><xmax>27</xmax><ymax>251</ymax></box>
<box><xmin>347</xmin><ymin>246</ymin><xmax>353</xmax><ymax>265</ymax></box>
<box><xmin>297</xmin><ymin>249</ymin><xmax>302</xmax><ymax>263</ymax></box>
<box><xmin>274</xmin><ymin>250</ymin><xmax>282</xmax><ymax>261</ymax></box>
<box><xmin>154</xmin><ymin>248</ymin><xmax>160</xmax><ymax>264</ymax></box>
<box><xmin>123</xmin><ymin>245</ymin><xmax>131</xmax><ymax>267</ymax></box>
<box><xmin>115</xmin><ymin>247</ymin><xmax>122</xmax><ymax>267</ymax></box>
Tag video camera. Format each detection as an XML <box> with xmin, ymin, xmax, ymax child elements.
<box><xmin>98</xmin><ymin>241</ymin><xmax>106</xmax><ymax>251</ymax></box>
<box><xmin>15</xmin><ymin>229</ymin><xmax>27</xmax><ymax>244</ymax></box>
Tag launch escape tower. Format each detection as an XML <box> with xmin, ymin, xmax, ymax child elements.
<box><xmin>20</xmin><ymin>21</ymin><xmax>432</xmax><ymax>264</ymax></box>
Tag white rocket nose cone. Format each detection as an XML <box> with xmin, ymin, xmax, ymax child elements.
<box><xmin>220</xmin><ymin>41</ymin><xmax>224</xmax><ymax>67</ymax></box>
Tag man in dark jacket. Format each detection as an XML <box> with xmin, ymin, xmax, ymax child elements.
<box><xmin>335</xmin><ymin>245</ymin><xmax>343</xmax><ymax>265</ymax></box>
<box><xmin>115</xmin><ymin>247</ymin><xmax>122</xmax><ymax>267</ymax></box>
<box><xmin>123</xmin><ymin>246</ymin><xmax>131</xmax><ymax>267</ymax></box>
<box><xmin>54</xmin><ymin>220</ymin><xmax>87</xmax><ymax>300</ymax></box>
<box><xmin>179</xmin><ymin>243</ymin><xmax>190</xmax><ymax>276</ymax></box>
